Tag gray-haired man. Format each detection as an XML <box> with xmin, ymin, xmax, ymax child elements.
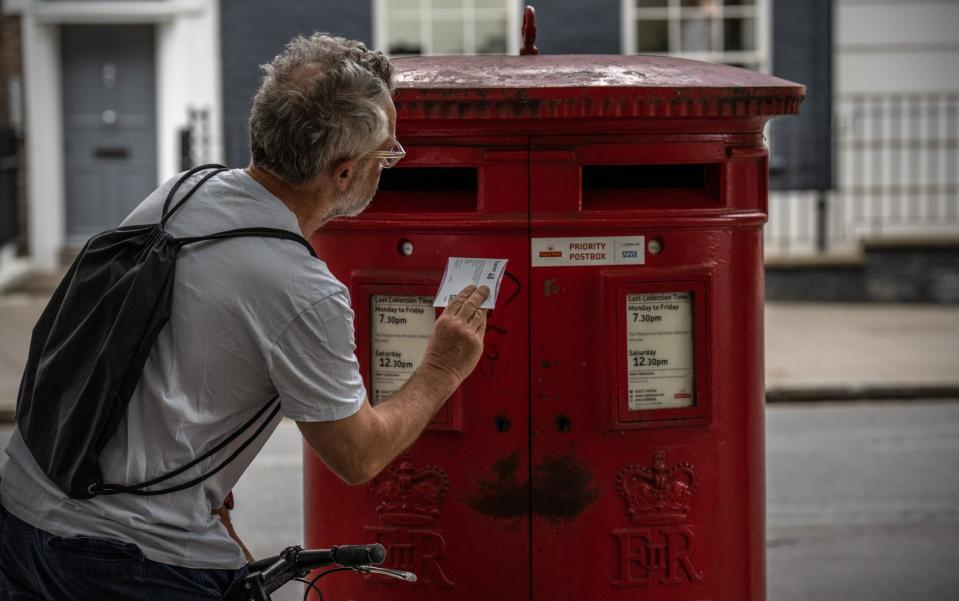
<box><xmin>0</xmin><ymin>34</ymin><xmax>488</xmax><ymax>600</ymax></box>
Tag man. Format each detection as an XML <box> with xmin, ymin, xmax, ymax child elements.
<box><xmin>0</xmin><ymin>34</ymin><xmax>488</xmax><ymax>599</ymax></box>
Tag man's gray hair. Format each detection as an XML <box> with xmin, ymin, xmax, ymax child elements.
<box><xmin>249</xmin><ymin>34</ymin><xmax>395</xmax><ymax>185</ymax></box>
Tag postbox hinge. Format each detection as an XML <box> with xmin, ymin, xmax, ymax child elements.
<box><xmin>520</xmin><ymin>5</ymin><xmax>538</xmax><ymax>56</ymax></box>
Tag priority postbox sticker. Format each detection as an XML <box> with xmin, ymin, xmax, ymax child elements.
<box><xmin>532</xmin><ymin>236</ymin><xmax>645</xmax><ymax>267</ymax></box>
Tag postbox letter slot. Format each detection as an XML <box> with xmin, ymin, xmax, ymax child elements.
<box><xmin>581</xmin><ymin>164</ymin><xmax>721</xmax><ymax>210</ymax></box>
<box><xmin>371</xmin><ymin>167</ymin><xmax>478</xmax><ymax>213</ymax></box>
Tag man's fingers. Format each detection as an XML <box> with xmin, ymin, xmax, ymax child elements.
<box><xmin>472</xmin><ymin>285</ymin><xmax>491</xmax><ymax>305</ymax></box>
<box><xmin>455</xmin><ymin>285</ymin><xmax>490</xmax><ymax>316</ymax></box>
<box><xmin>468</xmin><ymin>309</ymin><xmax>488</xmax><ymax>333</ymax></box>
<box><xmin>445</xmin><ymin>285</ymin><xmax>476</xmax><ymax>314</ymax></box>
<box><xmin>467</xmin><ymin>308</ymin><xmax>487</xmax><ymax>325</ymax></box>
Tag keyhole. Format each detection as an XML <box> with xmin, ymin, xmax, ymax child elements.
<box><xmin>556</xmin><ymin>415</ymin><xmax>572</xmax><ymax>432</ymax></box>
<box><xmin>494</xmin><ymin>415</ymin><xmax>511</xmax><ymax>433</ymax></box>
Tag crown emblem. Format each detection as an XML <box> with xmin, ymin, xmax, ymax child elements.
<box><xmin>616</xmin><ymin>451</ymin><xmax>697</xmax><ymax>526</ymax></box>
<box><xmin>370</xmin><ymin>454</ymin><xmax>450</xmax><ymax>527</ymax></box>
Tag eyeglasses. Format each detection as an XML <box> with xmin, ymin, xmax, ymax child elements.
<box><xmin>364</xmin><ymin>139</ymin><xmax>406</xmax><ymax>169</ymax></box>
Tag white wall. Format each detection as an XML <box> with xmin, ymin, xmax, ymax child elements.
<box><xmin>19</xmin><ymin>12</ymin><xmax>63</xmax><ymax>271</ymax></box>
<box><xmin>836</xmin><ymin>0</ymin><xmax>959</xmax><ymax>94</ymax></box>
<box><xmin>156</xmin><ymin>0</ymin><xmax>222</xmax><ymax>181</ymax></box>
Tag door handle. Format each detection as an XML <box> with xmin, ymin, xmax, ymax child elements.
<box><xmin>93</xmin><ymin>146</ymin><xmax>130</xmax><ymax>159</ymax></box>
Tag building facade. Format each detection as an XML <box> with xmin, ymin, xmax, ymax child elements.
<box><xmin>1</xmin><ymin>0</ymin><xmax>957</xmax><ymax>300</ymax></box>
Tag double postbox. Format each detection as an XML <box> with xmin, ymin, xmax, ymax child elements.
<box><xmin>305</xmin><ymin>54</ymin><xmax>803</xmax><ymax>601</ymax></box>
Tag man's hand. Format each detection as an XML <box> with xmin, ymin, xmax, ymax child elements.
<box><xmin>296</xmin><ymin>284</ymin><xmax>490</xmax><ymax>486</ymax></box>
<box><xmin>420</xmin><ymin>284</ymin><xmax>490</xmax><ymax>386</ymax></box>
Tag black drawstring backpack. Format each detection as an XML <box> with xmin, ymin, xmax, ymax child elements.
<box><xmin>16</xmin><ymin>164</ymin><xmax>315</xmax><ymax>499</ymax></box>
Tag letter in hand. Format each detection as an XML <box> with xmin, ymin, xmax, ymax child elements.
<box><xmin>421</xmin><ymin>285</ymin><xmax>490</xmax><ymax>385</ymax></box>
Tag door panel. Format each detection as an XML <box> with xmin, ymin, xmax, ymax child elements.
<box><xmin>62</xmin><ymin>25</ymin><xmax>157</xmax><ymax>244</ymax></box>
<box><xmin>528</xmin><ymin>138</ymin><xmax>729</xmax><ymax>601</ymax></box>
<box><xmin>304</xmin><ymin>140</ymin><xmax>532</xmax><ymax>601</ymax></box>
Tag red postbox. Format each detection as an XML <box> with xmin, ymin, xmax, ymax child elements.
<box><xmin>304</xmin><ymin>50</ymin><xmax>803</xmax><ymax>600</ymax></box>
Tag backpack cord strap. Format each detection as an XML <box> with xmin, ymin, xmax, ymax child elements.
<box><xmin>92</xmin><ymin>396</ymin><xmax>281</xmax><ymax>497</ymax></box>
<box><xmin>161</xmin><ymin>164</ymin><xmax>226</xmax><ymax>221</ymax></box>
<box><xmin>177</xmin><ymin>227</ymin><xmax>317</xmax><ymax>258</ymax></box>
<box><xmin>161</xmin><ymin>167</ymin><xmax>229</xmax><ymax>228</ymax></box>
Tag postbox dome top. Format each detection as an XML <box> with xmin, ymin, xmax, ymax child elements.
<box><xmin>392</xmin><ymin>55</ymin><xmax>804</xmax><ymax>121</ymax></box>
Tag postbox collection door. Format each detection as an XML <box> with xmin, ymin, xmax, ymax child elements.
<box><xmin>528</xmin><ymin>136</ymin><xmax>768</xmax><ymax>601</ymax></box>
<box><xmin>305</xmin><ymin>140</ymin><xmax>533</xmax><ymax>600</ymax></box>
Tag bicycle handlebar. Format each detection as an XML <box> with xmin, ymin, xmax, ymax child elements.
<box><xmin>243</xmin><ymin>543</ymin><xmax>387</xmax><ymax>600</ymax></box>
<box><xmin>247</xmin><ymin>543</ymin><xmax>385</xmax><ymax>573</ymax></box>
<box><xmin>332</xmin><ymin>543</ymin><xmax>387</xmax><ymax>566</ymax></box>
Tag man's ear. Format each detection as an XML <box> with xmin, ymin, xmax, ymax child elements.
<box><xmin>330</xmin><ymin>158</ymin><xmax>360</xmax><ymax>193</ymax></box>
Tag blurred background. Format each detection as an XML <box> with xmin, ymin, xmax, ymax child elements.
<box><xmin>0</xmin><ymin>1</ymin><xmax>956</xmax><ymax>600</ymax></box>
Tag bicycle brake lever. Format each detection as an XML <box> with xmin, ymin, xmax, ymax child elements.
<box><xmin>352</xmin><ymin>566</ymin><xmax>418</xmax><ymax>582</ymax></box>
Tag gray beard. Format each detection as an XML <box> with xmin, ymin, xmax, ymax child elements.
<box><xmin>325</xmin><ymin>180</ymin><xmax>377</xmax><ymax>221</ymax></box>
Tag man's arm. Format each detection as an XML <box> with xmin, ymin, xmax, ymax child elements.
<box><xmin>297</xmin><ymin>284</ymin><xmax>489</xmax><ymax>485</ymax></box>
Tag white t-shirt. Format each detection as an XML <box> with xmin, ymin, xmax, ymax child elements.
<box><xmin>0</xmin><ymin>168</ymin><xmax>366</xmax><ymax>569</ymax></box>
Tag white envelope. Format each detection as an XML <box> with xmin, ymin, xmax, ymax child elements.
<box><xmin>433</xmin><ymin>257</ymin><xmax>509</xmax><ymax>309</ymax></box>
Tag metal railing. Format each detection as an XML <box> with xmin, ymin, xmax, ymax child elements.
<box><xmin>766</xmin><ymin>91</ymin><xmax>959</xmax><ymax>257</ymax></box>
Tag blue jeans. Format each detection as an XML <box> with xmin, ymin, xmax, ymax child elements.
<box><xmin>0</xmin><ymin>502</ymin><xmax>248</xmax><ymax>600</ymax></box>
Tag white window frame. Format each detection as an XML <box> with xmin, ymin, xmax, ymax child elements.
<box><xmin>620</xmin><ymin>0</ymin><xmax>771</xmax><ymax>73</ymax></box>
<box><xmin>373</xmin><ymin>0</ymin><xmax>520</xmax><ymax>57</ymax></box>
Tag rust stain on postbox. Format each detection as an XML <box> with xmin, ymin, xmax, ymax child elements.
<box><xmin>466</xmin><ymin>452</ymin><xmax>527</xmax><ymax>519</ymax></box>
<box><xmin>544</xmin><ymin>278</ymin><xmax>560</xmax><ymax>297</ymax></box>
<box><xmin>467</xmin><ymin>453</ymin><xmax>599</xmax><ymax>522</ymax></box>
<box><xmin>530</xmin><ymin>454</ymin><xmax>600</xmax><ymax>521</ymax></box>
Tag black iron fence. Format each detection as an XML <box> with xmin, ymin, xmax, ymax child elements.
<box><xmin>766</xmin><ymin>91</ymin><xmax>959</xmax><ymax>257</ymax></box>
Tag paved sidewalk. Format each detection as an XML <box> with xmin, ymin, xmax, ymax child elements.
<box><xmin>0</xmin><ymin>293</ymin><xmax>45</xmax><ymax>420</ymax></box>
<box><xmin>765</xmin><ymin>303</ymin><xmax>959</xmax><ymax>401</ymax></box>
<box><xmin>1</xmin><ymin>290</ymin><xmax>958</xmax><ymax>420</ymax></box>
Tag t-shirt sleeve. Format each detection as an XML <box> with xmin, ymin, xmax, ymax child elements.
<box><xmin>268</xmin><ymin>291</ymin><xmax>367</xmax><ymax>422</ymax></box>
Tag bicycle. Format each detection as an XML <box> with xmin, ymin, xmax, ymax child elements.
<box><xmin>242</xmin><ymin>542</ymin><xmax>416</xmax><ymax>601</ymax></box>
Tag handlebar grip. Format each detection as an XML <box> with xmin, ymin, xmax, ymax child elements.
<box><xmin>331</xmin><ymin>543</ymin><xmax>386</xmax><ymax>566</ymax></box>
